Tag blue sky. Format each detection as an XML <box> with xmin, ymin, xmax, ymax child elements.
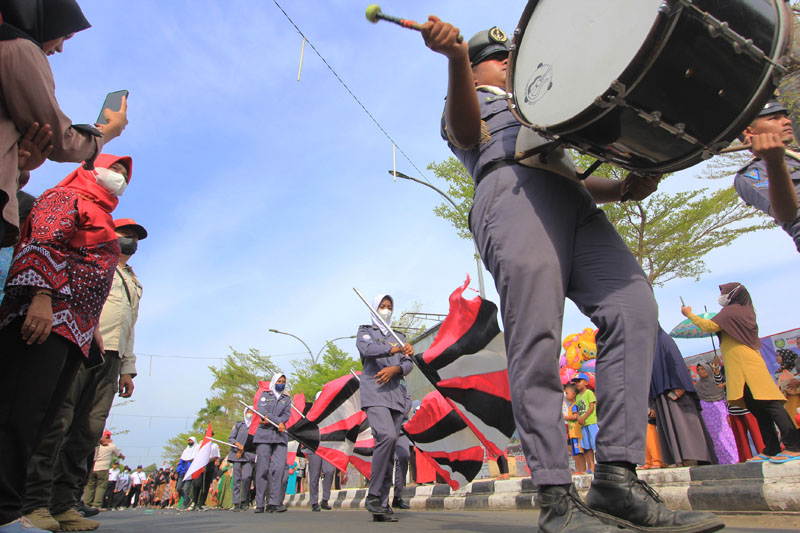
<box><xmin>25</xmin><ymin>1</ymin><xmax>800</xmax><ymax>466</ymax></box>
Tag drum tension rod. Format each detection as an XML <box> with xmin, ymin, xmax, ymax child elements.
<box><xmin>578</xmin><ymin>159</ymin><xmax>603</xmax><ymax>181</ymax></box>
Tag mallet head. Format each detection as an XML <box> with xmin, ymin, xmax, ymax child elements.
<box><xmin>365</xmin><ymin>4</ymin><xmax>382</xmax><ymax>23</ymax></box>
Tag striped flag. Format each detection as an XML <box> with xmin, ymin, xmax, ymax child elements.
<box><xmin>403</xmin><ymin>390</ymin><xmax>484</xmax><ymax>490</ymax></box>
<box><xmin>183</xmin><ymin>423</ymin><xmax>214</xmax><ymax>481</ymax></box>
<box><xmin>415</xmin><ymin>277</ymin><xmax>515</xmax><ymax>458</ymax></box>
<box><xmin>348</xmin><ymin>418</ymin><xmax>374</xmax><ymax>479</ymax></box>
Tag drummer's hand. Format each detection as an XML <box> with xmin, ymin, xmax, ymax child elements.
<box><xmin>748</xmin><ymin>133</ymin><xmax>786</xmax><ymax>166</ymax></box>
<box><xmin>621</xmin><ymin>172</ymin><xmax>660</xmax><ymax>201</ymax></box>
<box><xmin>681</xmin><ymin>305</ymin><xmax>692</xmax><ymax>317</ymax></box>
<box><xmin>421</xmin><ymin>15</ymin><xmax>467</xmax><ymax>60</ymax></box>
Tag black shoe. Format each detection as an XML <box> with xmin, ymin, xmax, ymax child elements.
<box><xmin>587</xmin><ymin>464</ymin><xmax>725</xmax><ymax>533</ymax></box>
<box><xmin>392</xmin><ymin>498</ymin><xmax>410</xmax><ymax>510</ymax></box>
<box><xmin>538</xmin><ymin>484</ymin><xmax>622</xmax><ymax>532</ymax></box>
<box><xmin>311</xmin><ymin>504</ymin><xmax>320</xmax><ymax>512</ymax></box>
<box><xmin>365</xmin><ymin>495</ymin><xmax>384</xmax><ymax>514</ymax></box>
<box><xmin>383</xmin><ymin>505</ymin><xmax>393</xmax><ymax>515</ymax></box>
<box><xmin>320</xmin><ymin>500</ymin><xmax>331</xmax><ymax>510</ymax></box>
<box><xmin>273</xmin><ymin>504</ymin><xmax>287</xmax><ymax>513</ymax></box>
<box><xmin>232</xmin><ymin>503</ymin><xmax>240</xmax><ymax>512</ymax></box>
<box><xmin>254</xmin><ymin>507</ymin><xmax>264</xmax><ymax>514</ymax></box>
<box><xmin>373</xmin><ymin>513</ymin><xmax>398</xmax><ymax>522</ymax></box>
<box><xmin>266</xmin><ymin>505</ymin><xmax>275</xmax><ymax>513</ymax></box>
<box><xmin>76</xmin><ymin>503</ymin><xmax>100</xmax><ymax>517</ymax></box>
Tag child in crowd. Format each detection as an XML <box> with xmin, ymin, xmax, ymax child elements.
<box><xmin>563</xmin><ymin>383</ymin><xmax>586</xmax><ymax>473</ymax></box>
<box><xmin>573</xmin><ymin>373</ymin><xmax>598</xmax><ymax>473</ymax></box>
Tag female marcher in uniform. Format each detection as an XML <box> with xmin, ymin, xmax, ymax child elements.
<box><xmin>252</xmin><ymin>372</ymin><xmax>291</xmax><ymax>513</ymax></box>
<box><xmin>356</xmin><ymin>294</ymin><xmax>414</xmax><ymax>521</ymax></box>
<box><xmin>227</xmin><ymin>411</ymin><xmax>256</xmax><ymax>511</ymax></box>
<box><xmin>683</xmin><ymin>283</ymin><xmax>800</xmax><ymax>463</ymax></box>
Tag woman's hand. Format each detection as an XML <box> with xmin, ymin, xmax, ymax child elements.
<box><xmin>375</xmin><ymin>365</ymin><xmax>400</xmax><ymax>385</ymax></box>
<box><xmin>278</xmin><ymin>422</ymin><xmax>286</xmax><ymax>433</ymax></box>
<box><xmin>18</xmin><ymin>122</ymin><xmax>53</xmax><ymax>171</ymax></box>
<box><xmin>22</xmin><ymin>291</ymin><xmax>53</xmax><ymax>344</ymax></box>
<box><xmin>681</xmin><ymin>305</ymin><xmax>692</xmax><ymax>317</ymax></box>
<box><xmin>673</xmin><ymin>388</ymin><xmax>685</xmax><ymax>399</ymax></box>
<box><xmin>95</xmin><ymin>96</ymin><xmax>128</xmax><ymax>142</ymax></box>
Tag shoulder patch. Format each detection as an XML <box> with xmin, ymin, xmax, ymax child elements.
<box><xmin>744</xmin><ymin>168</ymin><xmax>760</xmax><ymax>181</ymax></box>
<box><xmin>362</xmin><ymin>334</ymin><xmax>371</xmax><ymax>340</ymax></box>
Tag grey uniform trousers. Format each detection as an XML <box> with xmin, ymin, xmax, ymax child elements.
<box><xmin>394</xmin><ymin>435</ymin><xmax>410</xmax><ymax>500</ymax></box>
<box><xmin>254</xmin><ymin>442</ymin><xmax>287</xmax><ymax>507</ymax></box>
<box><xmin>471</xmin><ymin>168</ymin><xmax>658</xmax><ymax>487</ymax></box>
<box><xmin>306</xmin><ymin>452</ymin><xmax>335</xmax><ymax>505</ymax></box>
<box><xmin>231</xmin><ymin>461</ymin><xmax>254</xmax><ymax>506</ymax></box>
<box><xmin>24</xmin><ymin>353</ymin><xmax>121</xmax><ymax>514</ymax></box>
<box><xmin>365</xmin><ymin>406</ymin><xmax>403</xmax><ymax>506</ymax></box>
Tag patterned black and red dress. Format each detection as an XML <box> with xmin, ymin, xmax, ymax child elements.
<box><xmin>0</xmin><ymin>187</ymin><xmax>120</xmax><ymax>355</ymax></box>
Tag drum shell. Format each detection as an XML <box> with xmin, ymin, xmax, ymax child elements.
<box><xmin>508</xmin><ymin>0</ymin><xmax>792</xmax><ymax>172</ymax></box>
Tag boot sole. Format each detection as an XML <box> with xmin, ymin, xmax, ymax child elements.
<box><xmin>593</xmin><ymin>510</ymin><xmax>725</xmax><ymax>533</ymax></box>
<box><xmin>373</xmin><ymin>513</ymin><xmax>398</xmax><ymax>522</ymax></box>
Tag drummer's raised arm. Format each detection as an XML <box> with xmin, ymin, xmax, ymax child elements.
<box><xmin>421</xmin><ymin>16</ymin><xmax>481</xmax><ymax>148</ymax></box>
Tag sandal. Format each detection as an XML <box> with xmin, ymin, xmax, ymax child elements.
<box><xmin>769</xmin><ymin>453</ymin><xmax>800</xmax><ymax>464</ymax></box>
<box><xmin>746</xmin><ymin>454</ymin><xmax>770</xmax><ymax>462</ymax></box>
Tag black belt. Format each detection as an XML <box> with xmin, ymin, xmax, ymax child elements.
<box><xmin>475</xmin><ymin>159</ymin><xmax>516</xmax><ymax>187</ymax></box>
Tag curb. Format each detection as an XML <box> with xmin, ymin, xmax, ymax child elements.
<box><xmin>283</xmin><ymin>460</ymin><xmax>800</xmax><ymax>512</ymax></box>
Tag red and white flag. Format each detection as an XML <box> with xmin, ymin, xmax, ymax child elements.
<box><xmin>183</xmin><ymin>423</ymin><xmax>215</xmax><ymax>481</ymax></box>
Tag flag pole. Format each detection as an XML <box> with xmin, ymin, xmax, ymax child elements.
<box><xmin>238</xmin><ymin>400</ymin><xmax>310</xmax><ymax>449</ymax></box>
<box><xmin>291</xmin><ymin>404</ymin><xmax>306</xmax><ymax>419</ymax></box>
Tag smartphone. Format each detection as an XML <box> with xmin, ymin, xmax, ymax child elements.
<box><xmin>96</xmin><ymin>90</ymin><xmax>128</xmax><ymax>124</ymax></box>
<box><xmin>680</xmin><ymin>296</ymin><xmax>685</xmax><ymax>306</ymax></box>
<box><xmin>667</xmin><ymin>390</ymin><xmax>679</xmax><ymax>401</ymax></box>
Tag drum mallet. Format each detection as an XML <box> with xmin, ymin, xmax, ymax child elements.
<box><xmin>365</xmin><ymin>4</ymin><xmax>463</xmax><ymax>43</ymax></box>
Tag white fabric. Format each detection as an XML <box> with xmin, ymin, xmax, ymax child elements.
<box><xmin>271</xmin><ymin>372</ymin><xmax>286</xmax><ymax>399</ymax></box>
<box><xmin>371</xmin><ymin>294</ymin><xmax>393</xmax><ymax>335</ymax></box>
<box><xmin>180</xmin><ymin>437</ymin><xmax>198</xmax><ymax>461</ymax></box>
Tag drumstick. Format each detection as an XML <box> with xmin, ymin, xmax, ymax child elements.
<box><xmin>719</xmin><ymin>143</ymin><xmax>752</xmax><ymax>154</ymax></box>
<box><xmin>365</xmin><ymin>4</ymin><xmax>463</xmax><ymax>43</ymax></box>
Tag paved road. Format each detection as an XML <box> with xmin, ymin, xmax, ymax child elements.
<box><xmin>92</xmin><ymin>508</ymin><xmax>800</xmax><ymax>532</ymax></box>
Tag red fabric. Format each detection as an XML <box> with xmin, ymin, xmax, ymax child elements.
<box><xmin>319</xmin><ymin>412</ymin><xmax>366</xmax><ymax>436</ymax></box>
<box><xmin>305</xmin><ymin>373</ymin><xmax>356</xmax><ymax>420</ymax></box>
<box><xmin>422</xmin><ymin>277</ymin><xmax>479</xmax><ymax>365</ymax></box>
<box><xmin>248</xmin><ymin>381</ymin><xmax>271</xmax><ymax>436</ymax></box>
<box><xmin>436</xmin><ymin>370</ymin><xmax>512</xmax><ymax>402</ymax></box>
<box><xmin>729</xmin><ymin>413</ymin><xmax>765</xmax><ymax>462</ymax></box>
<box><xmin>287</xmin><ymin>393</ymin><xmax>305</xmax><ymax>428</ymax></box>
<box><xmin>54</xmin><ymin>154</ymin><xmax>132</xmax><ymax>247</ymax></box>
<box><xmin>414</xmin><ymin>448</ymin><xmax>436</xmax><ymax>484</ymax></box>
<box><xmin>190</xmin><ymin>424</ymin><xmax>214</xmax><ymax>480</ymax></box>
<box><xmin>315</xmin><ymin>448</ymin><xmax>350</xmax><ymax>472</ymax></box>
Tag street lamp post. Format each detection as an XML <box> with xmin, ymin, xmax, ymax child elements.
<box><xmin>268</xmin><ymin>329</ymin><xmax>314</xmax><ymax>364</ymax></box>
<box><xmin>388</xmin><ymin>170</ymin><xmax>486</xmax><ymax>298</ymax></box>
<box><xmin>315</xmin><ymin>335</ymin><xmax>357</xmax><ymax>361</ymax></box>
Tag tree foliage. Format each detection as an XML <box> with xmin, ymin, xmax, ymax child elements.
<box><xmin>427</xmin><ymin>153</ymin><xmax>772</xmax><ymax>287</ymax></box>
<box><xmin>291</xmin><ymin>343</ymin><xmax>362</xmax><ymax>399</ymax></box>
<box><xmin>162</xmin><ymin>347</ymin><xmax>279</xmax><ymax>462</ymax></box>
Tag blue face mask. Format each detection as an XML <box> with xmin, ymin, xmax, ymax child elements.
<box><xmin>275</xmin><ymin>383</ymin><xmax>286</xmax><ymax>393</ymax></box>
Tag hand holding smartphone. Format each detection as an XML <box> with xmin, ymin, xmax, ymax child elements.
<box><xmin>96</xmin><ymin>90</ymin><xmax>129</xmax><ymax>125</ymax></box>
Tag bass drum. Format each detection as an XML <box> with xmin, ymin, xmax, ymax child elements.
<box><xmin>507</xmin><ymin>0</ymin><xmax>793</xmax><ymax>173</ymax></box>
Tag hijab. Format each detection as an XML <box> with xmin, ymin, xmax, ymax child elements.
<box><xmin>271</xmin><ymin>372</ymin><xmax>286</xmax><ymax>399</ymax></box>
<box><xmin>694</xmin><ymin>362</ymin><xmax>726</xmax><ymax>402</ymax></box>
<box><xmin>371</xmin><ymin>293</ymin><xmax>393</xmax><ymax>335</ymax></box>
<box><xmin>0</xmin><ymin>0</ymin><xmax>90</xmax><ymax>44</ymax></box>
<box><xmin>712</xmin><ymin>283</ymin><xmax>761</xmax><ymax>351</ymax></box>
<box><xmin>777</xmin><ymin>348</ymin><xmax>798</xmax><ymax>372</ymax></box>
<box><xmin>649</xmin><ymin>326</ymin><xmax>697</xmax><ymax>401</ymax></box>
<box><xmin>48</xmin><ymin>153</ymin><xmax>132</xmax><ymax>247</ymax></box>
<box><xmin>179</xmin><ymin>437</ymin><xmax>197</xmax><ymax>461</ymax></box>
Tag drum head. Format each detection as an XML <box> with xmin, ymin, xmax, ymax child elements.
<box><xmin>511</xmin><ymin>0</ymin><xmax>665</xmax><ymax>129</ymax></box>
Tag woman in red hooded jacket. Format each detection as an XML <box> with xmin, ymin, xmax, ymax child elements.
<box><xmin>0</xmin><ymin>153</ymin><xmax>132</xmax><ymax>529</ymax></box>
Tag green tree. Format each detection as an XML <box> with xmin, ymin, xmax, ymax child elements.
<box><xmin>291</xmin><ymin>343</ymin><xmax>362</xmax><ymax>399</ymax></box>
<box><xmin>428</xmin><ymin>154</ymin><xmax>771</xmax><ymax>287</ymax></box>
<box><xmin>162</xmin><ymin>347</ymin><xmax>279</xmax><ymax>462</ymax></box>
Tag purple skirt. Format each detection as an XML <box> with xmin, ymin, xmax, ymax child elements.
<box><xmin>699</xmin><ymin>399</ymin><xmax>739</xmax><ymax>465</ymax></box>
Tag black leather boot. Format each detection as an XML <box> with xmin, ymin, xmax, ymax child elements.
<box><xmin>365</xmin><ymin>495</ymin><xmax>384</xmax><ymax>514</ymax></box>
<box><xmin>538</xmin><ymin>484</ymin><xmax>624</xmax><ymax>532</ymax></box>
<box><xmin>392</xmin><ymin>497</ymin><xmax>410</xmax><ymax>509</ymax></box>
<box><xmin>587</xmin><ymin>464</ymin><xmax>724</xmax><ymax>532</ymax></box>
<box><xmin>320</xmin><ymin>500</ymin><xmax>331</xmax><ymax>510</ymax></box>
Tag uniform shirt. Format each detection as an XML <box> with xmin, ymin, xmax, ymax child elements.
<box><xmin>98</xmin><ymin>263</ymin><xmax>142</xmax><ymax>376</ymax></box>
<box><xmin>227</xmin><ymin>420</ymin><xmax>256</xmax><ymax>462</ymax></box>
<box><xmin>356</xmin><ymin>325</ymin><xmax>414</xmax><ymax>411</ymax></box>
<box><xmin>576</xmin><ymin>389</ymin><xmax>598</xmax><ymax>426</ymax></box>
<box><xmin>734</xmin><ymin>153</ymin><xmax>800</xmax><ymax>252</ymax></box>
<box><xmin>107</xmin><ymin>468</ymin><xmax>120</xmax><ymax>482</ymax></box>
<box><xmin>92</xmin><ymin>442</ymin><xmax>123</xmax><ymax>471</ymax></box>
<box><xmin>440</xmin><ymin>86</ymin><xmax>520</xmax><ymax>184</ymax></box>
<box><xmin>253</xmin><ymin>390</ymin><xmax>292</xmax><ymax>445</ymax></box>
<box><xmin>131</xmin><ymin>470</ymin><xmax>145</xmax><ymax>486</ymax></box>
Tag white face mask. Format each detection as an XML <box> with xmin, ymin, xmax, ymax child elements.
<box><xmin>94</xmin><ymin>167</ymin><xmax>127</xmax><ymax>197</ymax></box>
<box><xmin>377</xmin><ymin>308</ymin><xmax>392</xmax><ymax>323</ymax></box>
<box><xmin>717</xmin><ymin>285</ymin><xmax>740</xmax><ymax>307</ymax></box>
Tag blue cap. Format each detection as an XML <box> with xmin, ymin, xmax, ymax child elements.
<box><xmin>759</xmin><ymin>99</ymin><xmax>789</xmax><ymax>117</ymax></box>
<box><xmin>572</xmin><ymin>372</ymin><xmax>590</xmax><ymax>382</ymax></box>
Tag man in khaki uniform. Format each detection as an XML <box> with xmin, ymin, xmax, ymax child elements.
<box><xmin>23</xmin><ymin>219</ymin><xmax>146</xmax><ymax>531</ymax></box>
<box><xmin>83</xmin><ymin>431</ymin><xmax>124</xmax><ymax>511</ymax></box>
